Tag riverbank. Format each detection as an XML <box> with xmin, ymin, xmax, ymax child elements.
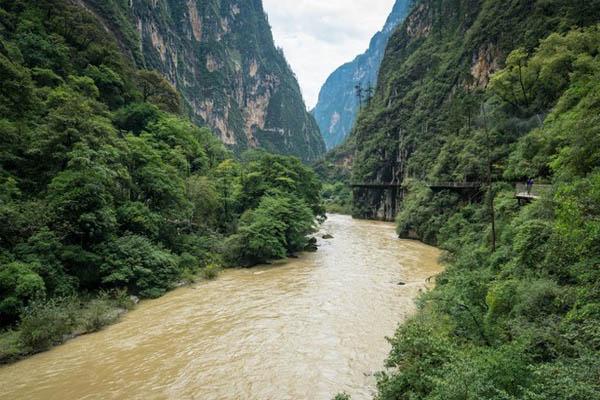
<box><xmin>0</xmin><ymin>267</ymin><xmax>222</xmax><ymax>365</ymax></box>
<box><xmin>0</xmin><ymin>227</ymin><xmax>322</xmax><ymax>366</ymax></box>
<box><xmin>0</xmin><ymin>292</ymin><xmax>133</xmax><ymax>364</ymax></box>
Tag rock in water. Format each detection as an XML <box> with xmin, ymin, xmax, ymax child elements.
<box><xmin>305</xmin><ymin>237</ymin><xmax>318</xmax><ymax>252</ymax></box>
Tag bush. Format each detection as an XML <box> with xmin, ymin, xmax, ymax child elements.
<box><xmin>0</xmin><ymin>262</ymin><xmax>46</xmax><ymax>326</ymax></box>
<box><xmin>100</xmin><ymin>235</ymin><xmax>179</xmax><ymax>298</ymax></box>
<box><xmin>0</xmin><ymin>330</ymin><xmax>24</xmax><ymax>363</ymax></box>
<box><xmin>333</xmin><ymin>393</ymin><xmax>351</xmax><ymax>400</ymax></box>
<box><xmin>19</xmin><ymin>298</ymin><xmax>79</xmax><ymax>352</ymax></box>
<box><xmin>224</xmin><ymin>193</ymin><xmax>315</xmax><ymax>266</ymax></box>
<box><xmin>110</xmin><ymin>288</ymin><xmax>135</xmax><ymax>310</ymax></box>
<box><xmin>201</xmin><ymin>264</ymin><xmax>221</xmax><ymax>280</ymax></box>
<box><xmin>80</xmin><ymin>295</ymin><xmax>119</xmax><ymax>332</ymax></box>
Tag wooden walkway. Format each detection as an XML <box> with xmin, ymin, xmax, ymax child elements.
<box><xmin>427</xmin><ymin>182</ymin><xmax>482</xmax><ymax>189</ymax></box>
<box><xmin>352</xmin><ymin>181</ymin><xmax>552</xmax><ymax>202</ymax></box>
<box><xmin>351</xmin><ymin>182</ymin><xmax>482</xmax><ymax>190</ymax></box>
<box><xmin>351</xmin><ymin>183</ymin><xmax>403</xmax><ymax>189</ymax></box>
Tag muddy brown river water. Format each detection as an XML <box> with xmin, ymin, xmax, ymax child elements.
<box><xmin>0</xmin><ymin>214</ymin><xmax>440</xmax><ymax>400</ymax></box>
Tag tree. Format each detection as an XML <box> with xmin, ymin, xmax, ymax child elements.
<box><xmin>136</xmin><ymin>70</ymin><xmax>181</xmax><ymax>114</ymax></box>
<box><xmin>0</xmin><ymin>52</ymin><xmax>36</xmax><ymax>118</ymax></box>
<box><xmin>99</xmin><ymin>235</ymin><xmax>179</xmax><ymax>298</ymax></box>
<box><xmin>84</xmin><ymin>64</ymin><xmax>125</xmax><ymax>109</ymax></box>
<box><xmin>0</xmin><ymin>262</ymin><xmax>45</xmax><ymax>325</ymax></box>
<box><xmin>355</xmin><ymin>84</ymin><xmax>364</xmax><ymax>108</ymax></box>
<box><xmin>185</xmin><ymin>175</ymin><xmax>219</xmax><ymax>229</ymax></box>
<box><xmin>113</xmin><ymin>102</ymin><xmax>161</xmax><ymax>135</ymax></box>
<box><xmin>46</xmin><ymin>145</ymin><xmax>118</xmax><ymax>246</ymax></box>
<box><xmin>224</xmin><ymin>193</ymin><xmax>315</xmax><ymax>266</ymax></box>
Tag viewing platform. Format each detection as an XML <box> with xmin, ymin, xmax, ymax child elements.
<box><xmin>515</xmin><ymin>183</ymin><xmax>552</xmax><ymax>203</ymax></box>
<box><xmin>352</xmin><ymin>181</ymin><xmax>552</xmax><ymax>203</ymax></box>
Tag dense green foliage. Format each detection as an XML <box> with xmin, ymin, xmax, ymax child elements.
<box><xmin>351</xmin><ymin>0</ymin><xmax>600</xmax><ymax>219</ymax></box>
<box><xmin>314</xmin><ymin>140</ymin><xmax>354</xmax><ymax>214</ymax></box>
<box><xmin>0</xmin><ymin>0</ymin><xmax>322</xmax><ymax>361</ymax></box>
<box><xmin>361</xmin><ymin>18</ymin><xmax>600</xmax><ymax>400</ymax></box>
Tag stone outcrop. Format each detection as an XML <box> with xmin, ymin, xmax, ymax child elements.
<box><xmin>79</xmin><ymin>0</ymin><xmax>325</xmax><ymax>161</ymax></box>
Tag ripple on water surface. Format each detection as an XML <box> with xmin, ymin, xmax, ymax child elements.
<box><xmin>0</xmin><ymin>214</ymin><xmax>441</xmax><ymax>400</ymax></box>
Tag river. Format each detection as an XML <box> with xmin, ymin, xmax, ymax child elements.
<box><xmin>0</xmin><ymin>214</ymin><xmax>440</xmax><ymax>400</ymax></box>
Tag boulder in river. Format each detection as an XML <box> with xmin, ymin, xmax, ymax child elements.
<box><xmin>304</xmin><ymin>237</ymin><xmax>318</xmax><ymax>252</ymax></box>
<box><xmin>322</xmin><ymin>234</ymin><xmax>334</xmax><ymax>239</ymax></box>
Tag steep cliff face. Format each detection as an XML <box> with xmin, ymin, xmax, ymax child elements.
<box><xmin>79</xmin><ymin>0</ymin><xmax>325</xmax><ymax>161</ymax></box>
<box><xmin>312</xmin><ymin>0</ymin><xmax>413</xmax><ymax>150</ymax></box>
<box><xmin>351</xmin><ymin>0</ymin><xmax>600</xmax><ymax>220</ymax></box>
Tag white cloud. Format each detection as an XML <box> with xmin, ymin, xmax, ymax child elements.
<box><xmin>262</xmin><ymin>0</ymin><xmax>396</xmax><ymax>109</ymax></box>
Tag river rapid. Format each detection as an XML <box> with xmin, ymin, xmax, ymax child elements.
<box><xmin>0</xmin><ymin>214</ymin><xmax>440</xmax><ymax>400</ymax></box>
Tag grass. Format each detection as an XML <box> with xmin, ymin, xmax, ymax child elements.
<box><xmin>0</xmin><ymin>290</ymin><xmax>134</xmax><ymax>365</ymax></box>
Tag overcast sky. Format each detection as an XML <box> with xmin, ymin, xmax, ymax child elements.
<box><xmin>262</xmin><ymin>0</ymin><xmax>396</xmax><ymax>109</ymax></box>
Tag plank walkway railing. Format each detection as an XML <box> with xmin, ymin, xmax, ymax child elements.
<box><xmin>352</xmin><ymin>181</ymin><xmax>553</xmax><ymax>201</ymax></box>
<box><xmin>350</xmin><ymin>182</ymin><xmax>482</xmax><ymax>189</ymax></box>
<box><xmin>427</xmin><ymin>182</ymin><xmax>482</xmax><ymax>189</ymax></box>
<box><xmin>350</xmin><ymin>183</ymin><xmax>403</xmax><ymax>189</ymax></box>
<box><xmin>515</xmin><ymin>183</ymin><xmax>553</xmax><ymax>200</ymax></box>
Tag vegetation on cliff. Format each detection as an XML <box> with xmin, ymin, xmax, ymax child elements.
<box><xmin>345</xmin><ymin>0</ymin><xmax>600</xmax><ymax>397</ymax></box>
<box><xmin>314</xmin><ymin>140</ymin><xmax>355</xmax><ymax>214</ymax></box>
<box><xmin>351</xmin><ymin>0</ymin><xmax>600</xmax><ymax>219</ymax></box>
<box><xmin>80</xmin><ymin>0</ymin><xmax>326</xmax><ymax>161</ymax></box>
<box><xmin>313</xmin><ymin>0</ymin><xmax>413</xmax><ymax>150</ymax></box>
<box><xmin>0</xmin><ymin>0</ymin><xmax>322</xmax><ymax>362</ymax></box>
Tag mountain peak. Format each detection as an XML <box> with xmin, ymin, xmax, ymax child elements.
<box><xmin>312</xmin><ymin>0</ymin><xmax>413</xmax><ymax>150</ymax></box>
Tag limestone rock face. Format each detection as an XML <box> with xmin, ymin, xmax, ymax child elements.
<box><xmin>80</xmin><ymin>0</ymin><xmax>325</xmax><ymax>161</ymax></box>
<box><xmin>312</xmin><ymin>0</ymin><xmax>413</xmax><ymax>150</ymax></box>
<box><xmin>350</xmin><ymin>0</ymin><xmax>593</xmax><ymax>221</ymax></box>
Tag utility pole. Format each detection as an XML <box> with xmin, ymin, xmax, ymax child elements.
<box><xmin>481</xmin><ymin>102</ymin><xmax>496</xmax><ymax>252</ymax></box>
<box><xmin>355</xmin><ymin>84</ymin><xmax>364</xmax><ymax>109</ymax></box>
<box><xmin>365</xmin><ymin>83</ymin><xmax>374</xmax><ymax>106</ymax></box>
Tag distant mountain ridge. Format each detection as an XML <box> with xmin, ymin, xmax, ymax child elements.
<box><xmin>312</xmin><ymin>0</ymin><xmax>413</xmax><ymax>150</ymax></box>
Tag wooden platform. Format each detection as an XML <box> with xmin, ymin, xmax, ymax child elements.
<box><xmin>515</xmin><ymin>183</ymin><xmax>552</xmax><ymax>203</ymax></box>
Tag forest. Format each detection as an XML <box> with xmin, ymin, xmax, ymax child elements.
<box><xmin>350</xmin><ymin>10</ymin><xmax>600</xmax><ymax>400</ymax></box>
<box><xmin>0</xmin><ymin>0</ymin><xmax>322</xmax><ymax>362</ymax></box>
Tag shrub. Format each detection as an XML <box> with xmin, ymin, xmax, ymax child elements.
<box><xmin>201</xmin><ymin>264</ymin><xmax>221</xmax><ymax>280</ymax></box>
<box><xmin>19</xmin><ymin>298</ymin><xmax>79</xmax><ymax>351</ymax></box>
<box><xmin>0</xmin><ymin>262</ymin><xmax>46</xmax><ymax>326</ymax></box>
<box><xmin>100</xmin><ymin>235</ymin><xmax>179</xmax><ymax>298</ymax></box>
<box><xmin>80</xmin><ymin>294</ymin><xmax>119</xmax><ymax>332</ymax></box>
<box><xmin>0</xmin><ymin>330</ymin><xmax>24</xmax><ymax>363</ymax></box>
<box><xmin>224</xmin><ymin>193</ymin><xmax>315</xmax><ymax>266</ymax></box>
<box><xmin>112</xmin><ymin>288</ymin><xmax>135</xmax><ymax>310</ymax></box>
<box><xmin>333</xmin><ymin>394</ymin><xmax>351</xmax><ymax>400</ymax></box>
